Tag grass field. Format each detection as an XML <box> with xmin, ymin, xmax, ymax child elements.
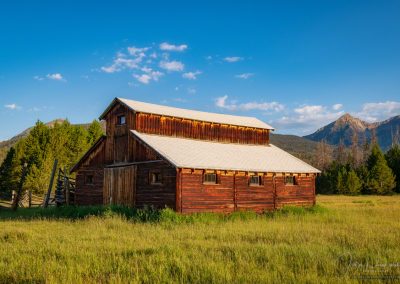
<box><xmin>0</xmin><ymin>195</ymin><xmax>400</xmax><ymax>283</ymax></box>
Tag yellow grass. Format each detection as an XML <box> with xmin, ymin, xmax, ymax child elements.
<box><xmin>0</xmin><ymin>195</ymin><xmax>400</xmax><ymax>283</ymax></box>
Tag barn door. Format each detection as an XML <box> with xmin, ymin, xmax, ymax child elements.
<box><xmin>103</xmin><ymin>165</ymin><xmax>137</xmax><ymax>207</ymax></box>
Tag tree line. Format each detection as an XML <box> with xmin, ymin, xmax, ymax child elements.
<box><xmin>315</xmin><ymin>132</ymin><xmax>400</xmax><ymax>195</ymax></box>
<box><xmin>0</xmin><ymin>120</ymin><xmax>103</xmax><ymax>197</ymax></box>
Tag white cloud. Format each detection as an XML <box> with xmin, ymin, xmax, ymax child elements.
<box><xmin>332</xmin><ymin>103</ymin><xmax>343</xmax><ymax>111</ymax></box>
<box><xmin>235</xmin><ymin>73</ymin><xmax>254</xmax><ymax>79</ymax></box>
<box><xmin>273</xmin><ymin>104</ymin><xmax>344</xmax><ymax>134</ymax></box>
<box><xmin>33</xmin><ymin>75</ymin><xmax>44</xmax><ymax>81</ymax></box>
<box><xmin>215</xmin><ymin>95</ymin><xmax>284</xmax><ymax>112</ymax></box>
<box><xmin>159</xmin><ymin>42</ymin><xmax>188</xmax><ymax>52</ymax></box>
<box><xmin>133</xmin><ymin>70</ymin><xmax>163</xmax><ymax>84</ymax></box>
<box><xmin>224</xmin><ymin>56</ymin><xmax>243</xmax><ymax>63</ymax></box>
<box><xmin>101</xmin><ymin>47</ymin><xmax>147</xmax><ymax>73</ymax></box>
<box><xmin>46</xmin><ymin>73</ymin><xmax>64</xmax><ymax>81</ymax></box>
<box><xmin>182</xmin><ymin>71</ymin><xmax>202</xmax><ymax>80</ymax></box>
<box><xmin>159</xmin><ymin>60</ymin><xmax>184</xmax><ymax>72</ymax></box>
<box><xmin>355</xmin><ymin>101</ymin><xmax>400</xmax><ymax>122</ymax></box>
<box><xmin>127</xmin><ymin>46</ymin><xmax>149</xmax><ymax>56</ymax></box>
<box><xmin>4</xmin><ymin>103</ymin><xmax>21</xmax><ymax>110</ymax></box>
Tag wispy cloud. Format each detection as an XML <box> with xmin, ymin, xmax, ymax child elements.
<box><xmin>355</xmin><ymin>101</ymin><xmax>400</xmax><ymax>122</ymax></box>
<box><xmin>159</xmin><ymin>60</ymin><xmax>184</xmax><ymax>72</ymax></box>
<box><xmin>4</xmin><ymin>103</ymin><xmax>21</xmax><ymax>110</ymax></box>
<box><xmin>33</xmin><ymin>75</ymin><xmax>44</xmax><ymax>81</ymax></box>
<box><xmin>159</xmin><ymin>42</ymin><xmax>188</xmax><ymax>52</ymax></box>
<box><xmin>133</xmin><ymin>70</ymin><xmax>163</xmax><ymax>84</ymax></box>
<box><xmin>182</xmin><ymin>71</ymin><xmax>202</xmax><ymax>80</ymax></box>
<box><xmin>235</xmin><ymin>73</ymin><xmax>254</xmax><ymax>79</ymax></box>
<box><xmin>224</xmin><ymin>56</ymin><xmax>243</xmax><ymax>63</ymax></box>
<box><xmin>34</xmin><ymin>73</ymin><xmax>65</xmax><ymax>81</ymax></box>
<box><xmin>101</xmin><ymin>49</ymin><xmax>144</xmax><ymax>73</ymax></box>
<box><xmin>332</xmin><ymin>103</ymin><xmax>343</xmax><ymax>111</ymax></box>
<box><xmin>273</xmin><ymin>104</ymin><xmax>344</xmax><ymax>134</ymax></box>
<box><xmin>215</xmin><ymin>95</ymin><xmax>284</xmax><ymax>112</ymax></box>
<box><xmin>46</xmin><ymin>73</ymin><xmax>64</xmax><ymax>81</ymax></box>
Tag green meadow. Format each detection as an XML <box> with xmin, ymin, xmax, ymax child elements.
<box><xmin>0</xmin><ymin>195</ymin><xmax>399</xmax><ymax>283</ymax></box>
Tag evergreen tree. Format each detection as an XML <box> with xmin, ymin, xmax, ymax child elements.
<box><xmin>345</xmin><ymin>169</ymin><xmax>362</xmax><ymax>195</ymax></box>
<box><xmin>385</xmin><ymin>144</ymin><xmax>400</xmax><ymax>193</ymax></box>
<box><xmin>0</xmin><ymin>147</ymin><xmax>17</xmax><ymax>196</ymax></box>
<box><xmin>87</xmin><ymin>120</ymin><xmax>104</xmax><ymax>145</ymax></box>
<box><xmin>366</xmin><ymin>144</ymin><xmax>396</xmax><ymax>194</ymax></box>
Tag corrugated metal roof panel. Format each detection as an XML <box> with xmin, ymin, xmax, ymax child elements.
<box><xmin>132</xmin><ymin>130</ymin><xmax>320</xmax><ymax>173</ymax></box>
<box><xmin>101</xmin><ymin>97</ymin><xmax>274</xmax><ymax>130</ymax></box>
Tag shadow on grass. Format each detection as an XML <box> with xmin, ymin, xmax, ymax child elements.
<box><xmin>0</xmin><ymin>204</ymin><xmax>328</xmax><ymax>223</ymax></box>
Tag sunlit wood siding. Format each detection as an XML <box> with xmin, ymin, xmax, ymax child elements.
<box><xmin>135</xmin><ymin>112</ymin><xmax>270</xmax><ymax>145</ymax></box>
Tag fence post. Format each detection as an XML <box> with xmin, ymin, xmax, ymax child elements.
<box><xmin>28</xmin><ymin>190</ymin><xmax>32</xmax><ymax>208</ymax></box>
<box><xmin>12</xmin><ymin>162</ymin><xmax>28</xmax><ymax>211</ymax></box>
<box><xmin>11</xmin><ymin>190</ymin><xmax>16</xmax><ymax>204</ymax></box>
<box><xmin>44</xmin><ymin>159</ymin><xmax>58</xmax><ymax>208</ymax></box>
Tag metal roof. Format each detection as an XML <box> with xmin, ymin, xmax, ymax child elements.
<box><xmin>100</xmin><ymin>97</ymin><xmax>274</xmax><ymax>130</ymax></box>
<box><xmin>132</xmin><ymin>131</ymin><xmax>320</xmax><ymax>173</ymax></box>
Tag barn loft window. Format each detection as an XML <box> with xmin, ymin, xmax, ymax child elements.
<box><xmin>249</xmin><ymin>175</ymin><xmax>261</xmax><ymax>186</ymax></box>
<box><xmin>204</xmin><ymin>173</ymin><xmax>217</xmax><ymax>184</ymax></box>
<box><xmin>117</xmin><ymin>115</ymin><xmax>126</xmax><ymax>125</ymax></box>
<box><xmin>85</xmin><ymin>174</ymin><xmax>94</xmax><ymax>185</ymax></box>
<box><xmin>285</xmin><ymin>176</ymin><xmax>297</xmax><ymax>185</ymax></box>
<box><xmin>150</xmin><ymin>172</ymin><xmax>162</xmax><ymax>185</ymax></box>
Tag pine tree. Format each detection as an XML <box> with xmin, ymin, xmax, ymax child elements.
<box><xmin>87</xmin><ymin>120</ymin><xmax>104</xmax><ymax>145</ymax></box>
<box><xmin>0</xmin><ymin>147</ymin><xmax>18</xmax><ymax>196</ymax></box>
<box><xmin>366</xmin><ymin>144</ymin><xmax>396</xmax><ymax>194</ymax></box>
<box><xmin>385</xmin><ymin>144</ymin><xmax>400</xmax><ymax>193</ymax></box>
<box><xmin>345</xmin><ymin>169</ymin><xmax>362</xmax><ymax>195</ymax></box>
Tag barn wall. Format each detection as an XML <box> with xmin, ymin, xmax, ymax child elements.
<box><xmin>135</xmin><ymin>161</ymin><xmax>176</xmax><ymax>209</ymax></box>
<box><xmin>75</xmin><ymin>138</ymin><xmax>106</xmax><ymax>206</ymax></box>
<box><xmin>275</xmin><ymin>175</ymin><xmax>315</xmax><ymax>208</ymax></box>
<box><xmin>104</xmin><ymin>103</ymin><xmax>136</xmax><ymax>164</ymax></box>
<box><xmin>179</xmin><ymin>170</ymin><xmax>315</xmax><ymax>213</ymax></box>
<box><xmin>135</xmin><ymin>112</ymin><xmax>270</xmax><ymax>145</ymax></box>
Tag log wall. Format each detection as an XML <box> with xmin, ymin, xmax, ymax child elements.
<box><xmin>178</xmin><ymin>170</ymin><xmax>315</xmax><ymax>213</ymax></box>
<box><xmin>135</xmin><ymin>161</ymin><xmax>177</xmax><ymax>209</ymax></box>
<box><xmin>75</xmin><ymin>138</ymin><xmax>106</xmax><ymax>205</ymax></box>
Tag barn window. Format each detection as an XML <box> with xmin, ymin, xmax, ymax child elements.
<box><xmin>249</xmin><ymin>175</ymin><xmax>261</xmax><ymax>186</ymax></box>
<box><xmin>285</xmin><ymin>176</ymin><xmax>297</xmax><ymax>185</ymax></box>
<box><xmin>117</xmin><ymin>115</ymin><xmax>126</xmax><ymax>125</ymax></box>
<box><xmin>150</xmin><ymin>171</ymin><xmax>162</xmax><ymax>185</ymax></box>
<box><xmin>85</xmin><ymin>174</ymin><xmax>94</xmax><ymax>185</ymax></box>
<box><xmin>204</xmin><ymin>173</ymin><xmax>217</xmax><ymax>184</ymax></box>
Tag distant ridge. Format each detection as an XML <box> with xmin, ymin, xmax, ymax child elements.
<box><xmin>304</xmin><ymin>113</ymin><xmax>400</xmax><ymax>150</ymax></box>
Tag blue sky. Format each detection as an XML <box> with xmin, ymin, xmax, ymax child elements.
<box><xmin>1</xmin><ymin>0</ymin><xmax>400</xmax><ymax>140</ymax></box>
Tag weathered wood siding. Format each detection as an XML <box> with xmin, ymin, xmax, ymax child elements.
<box><xmin>135</xmin><ymin>161</ymin><xmax>176</xmax><ymax>209</ymax></box>
<box><xmin>178</xmin><ymin>170</ymin><xmax>315</xmax><ymax>213</ymax></box>
<box><xmin>179</xmin><ymin>169</ymin><xmax>235</xmax><ymax>213</ymax></box>
<box><xmin>275</xmin><ymin>175</ymin><xmax>315</xmax><ymax>208</ymax></box>
<box><xmin>103</xmin><ymin>165</ymin><xmax>136</xmax><ymax>206</ymax></box>
<box><xmin>135</xmin><ymin>112</ymin><xmax>270</xmax><ymax>145</ymax></box>
<box><xmin>104</xmin><ymin>103</ymin><xmax>136</xmax><ymax>163</ymax></box>
<box><xmin>75</xmin><ymin>138</ymin><xmax>106</xmax><ymax>205</ymax></box>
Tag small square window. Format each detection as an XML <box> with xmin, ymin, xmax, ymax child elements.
<box><xmin>249</xmin><ymin>175</ymin><xmax>261</xmax><ymax>186</ymax></box>
<box><xmin>117</xmin><ymin>115</ymin><xmax>126</xmax><ymax>125</ymax></box>
<box><xmin>150</xmin><ymin>172</ymin><xmax>162</xmax><ymax>184</ymax></box>
<box><xmin>85</xmin><ymin>175</ymin><xmax>94</xmax><ymax>185</ymax></box>
<box><xmin>204</xmin><ymin>173</ymin><xmax>217</xmax><ymax>184</ymax></box>
<box><xmin>285</xmin><ymin>176</ymin><xmax>296</xmax><ymax>185</ymax></box>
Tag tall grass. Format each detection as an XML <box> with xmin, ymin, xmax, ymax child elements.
<box><xmin>0</xmin><ymin>195</ymin><xmax>399</xmax><ymax>283</ymax></box>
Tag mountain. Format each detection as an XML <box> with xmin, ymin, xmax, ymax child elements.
<box><xmin>0</xmin><ymin>120</ymin><xmax>320</xmax><ymax>166</ymax></box>
<box><xmin>304</xmin><ymin>113</ymin><xmax>400</xmax><ymax>150</ymax></box>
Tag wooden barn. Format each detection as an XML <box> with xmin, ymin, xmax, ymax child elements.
<box><xmin>71</xmin><ymin>97</ymin><xmax>320</xmax><ymax>213</ymax></box>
